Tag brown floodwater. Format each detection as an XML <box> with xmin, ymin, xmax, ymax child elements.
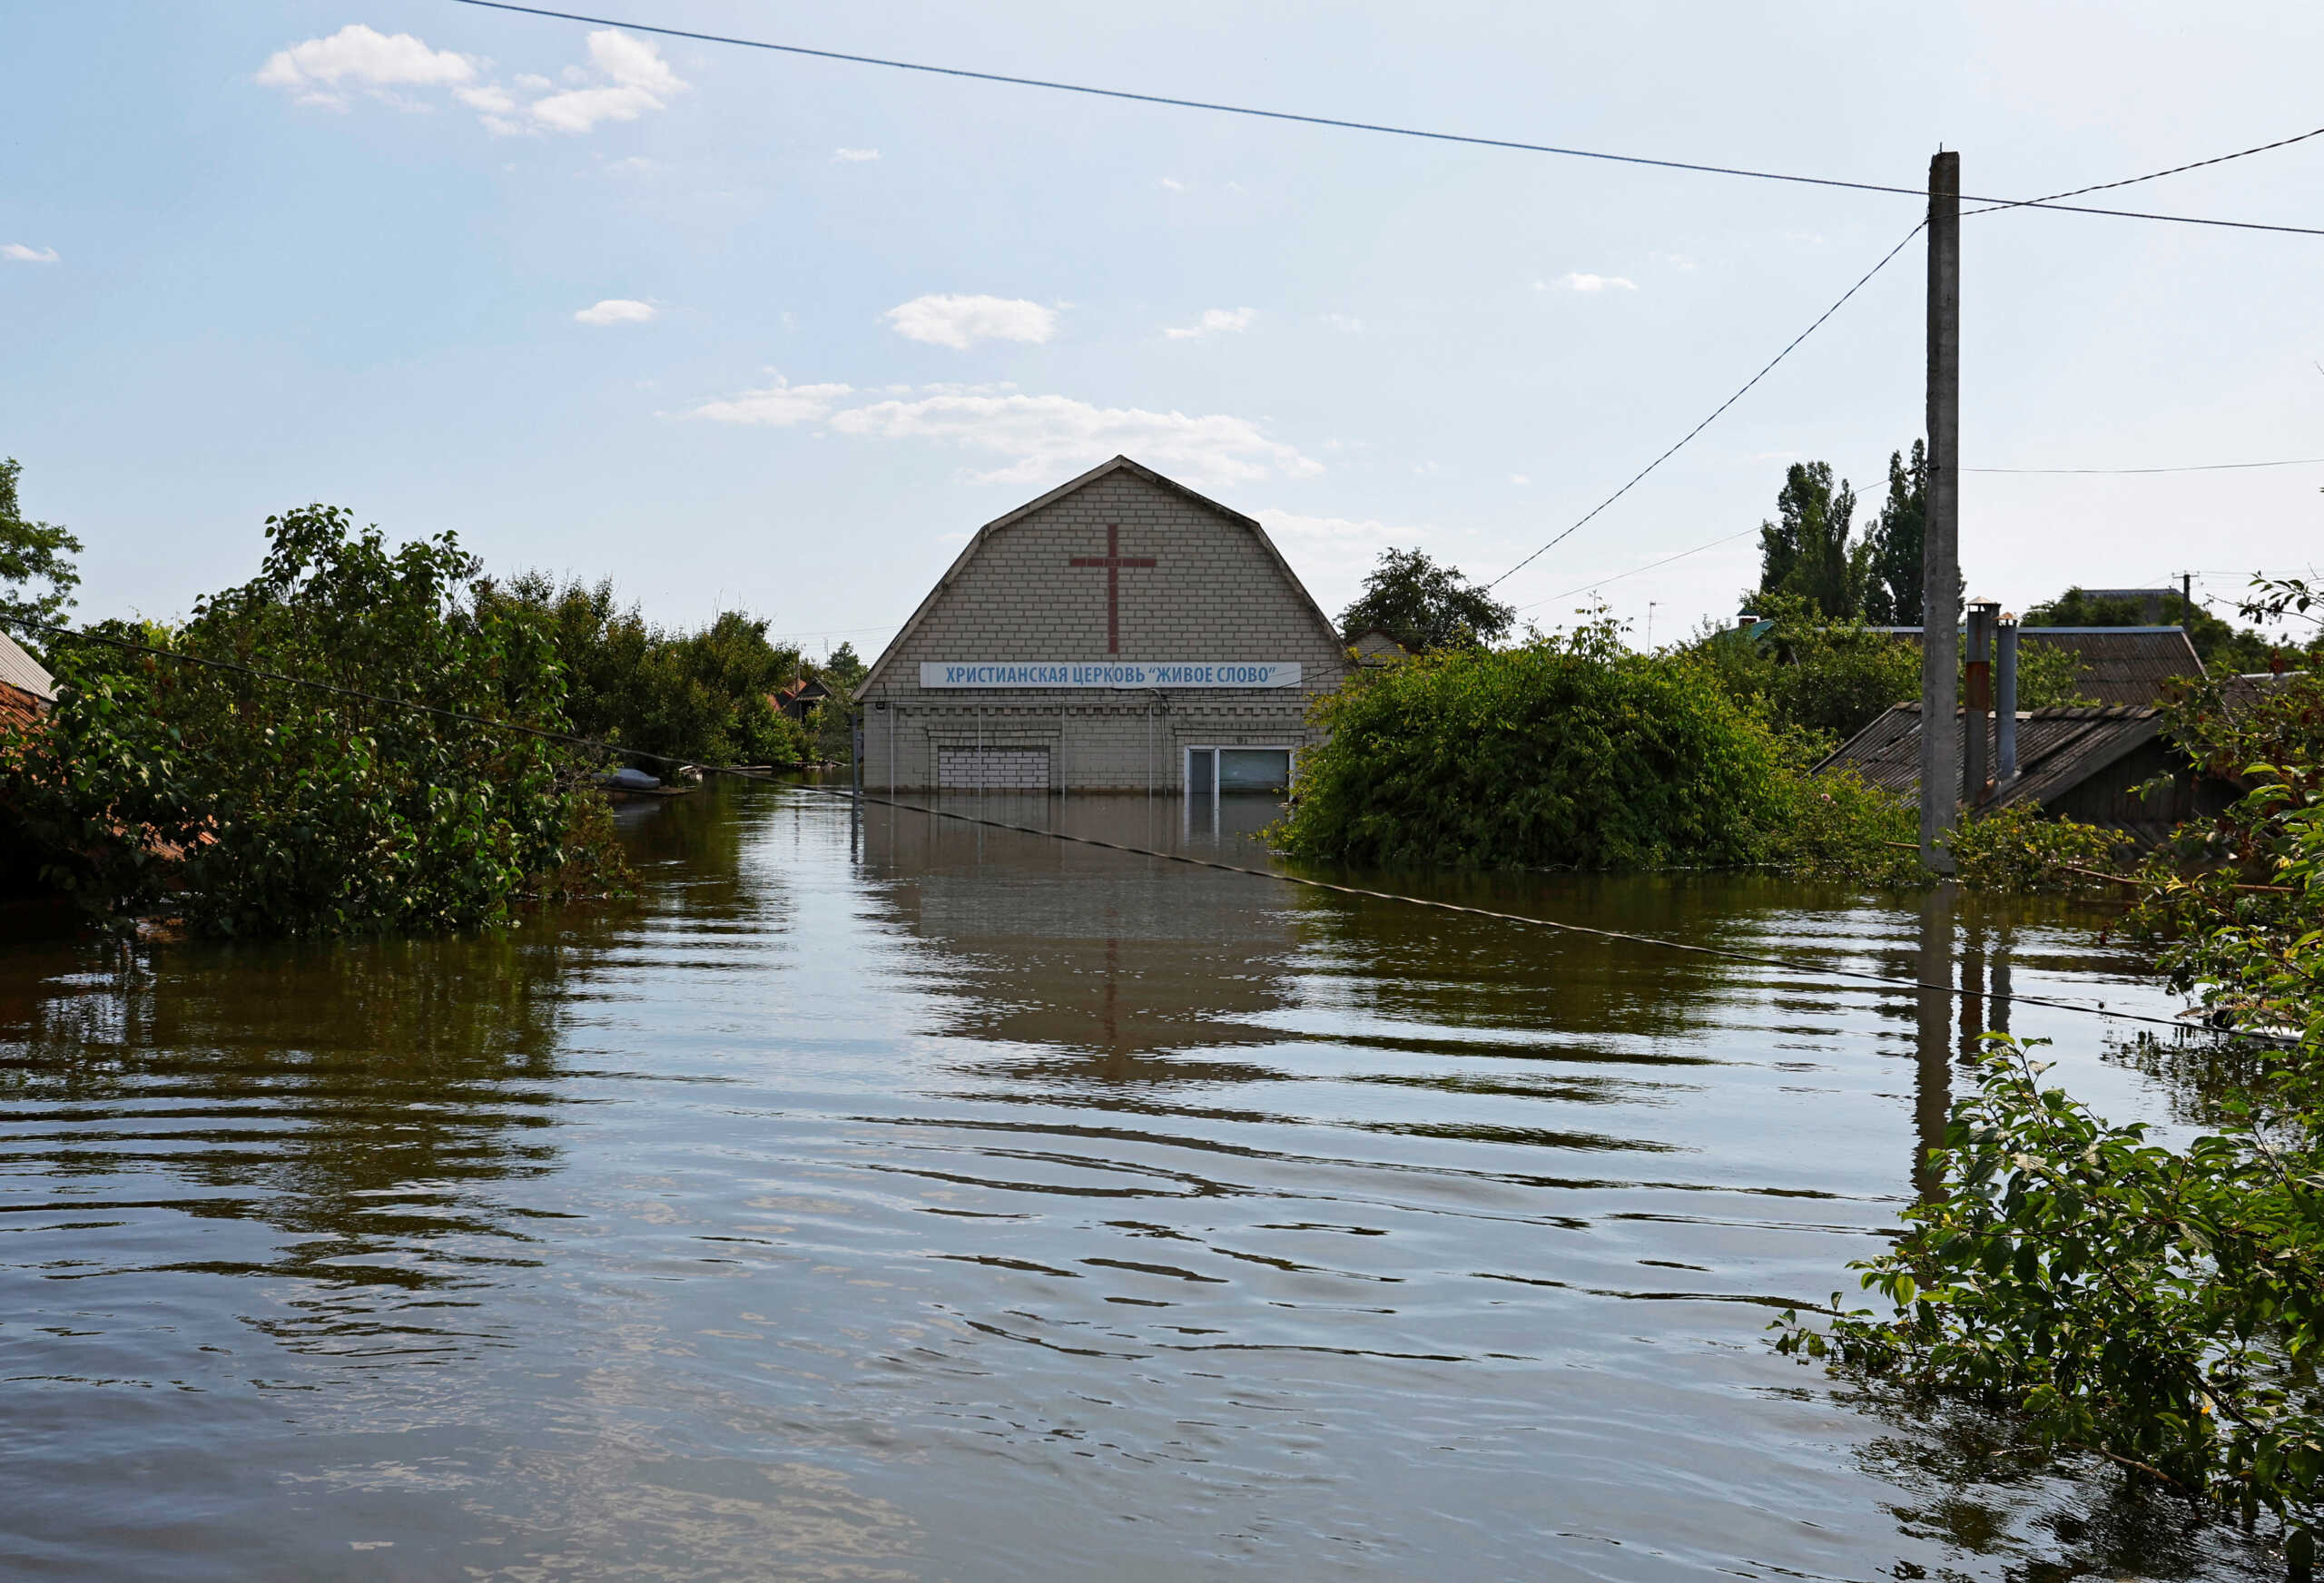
<box><xmin>0</xmin><ymin>781</ymin><xmax>2275</xmax><ymax>1578</ymax></box>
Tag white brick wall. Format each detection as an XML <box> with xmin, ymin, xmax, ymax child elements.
<box><xmin>938</xmin><ymin>746</ymin><xmax>1051</xmax><ymax>789</ymax></box>
<box><xmin>862</xmin><ymin>462</ymin><xmax>1351</xmax><ymax>792</ymax></box>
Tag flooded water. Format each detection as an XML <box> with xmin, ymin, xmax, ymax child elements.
<box><xmin>0</xmin><ymin>782</ymin><xmax>2270</xmax><ymax>1579</ymax></box>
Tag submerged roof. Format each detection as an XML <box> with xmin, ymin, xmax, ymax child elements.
<box><xmin>1814</xmin><ymin>702</ymin><xmax>2165</xmax><ymax>811</ymax></box>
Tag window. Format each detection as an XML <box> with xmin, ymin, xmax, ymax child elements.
<box><xmin>1183</xmin><ymin>744</ymin><xmax>1295</xmax><ymax>830</ymax></box>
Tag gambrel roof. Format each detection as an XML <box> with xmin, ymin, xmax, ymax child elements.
<box><xmin>861</xmin><ymin>455</ymin><xmax>1344</xmax><ymax>693</ymax></box>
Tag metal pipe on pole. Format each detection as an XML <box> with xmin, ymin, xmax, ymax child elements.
<box><xmin>1918</xmin><ymin>150</ymin><xmax>1962</xmax><ymax>872</ymax></box>
<box><xmin>1994</xmin><ymin>616</ymin><xmax>2019</xmax><ymax>786</ymax></box>
<box><xmin>1965</xmin><ymin>598</ymin><xmax>1996</xmax><ymax>807</ymax></box>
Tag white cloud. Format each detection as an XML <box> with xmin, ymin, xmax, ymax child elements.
<box><xmin>575</xmin><ymin>298</ymin><xmax>658</xmax><ymax>326</ymax></box>
<box><xmin>455</xmin><ymin>84</ymin><xmax>517</xmax><ymax>115</ymax></box>
<box><xmin>604</xmin><ymin>155</ymin><xmax>657</xmax><ymax>175</ymax></box>
<box><xmin>3</xmin><ymin>243</ymin><xmax>60</xmax><ymax>264</ymax></box>
<box><xmin>587</xmin><ymin>28</ymin><xmax>683</xmax><ymax>94</ymax></box>
<box><xmin>832</xmin><ymin>147</ymin><xmax>881</xmax><ymax>162</ymax></box>
<box><xmin>686</xmin><ymin>373</ymin><xmax>856</xmax><ymax>427</ymax></box>
<box><xmin>884</xmin><ymin>294</ymin><xmax>1058</xmax><ymax>350</ymax></box>
<box><xmin>828</xmin><ymin>391</ymin><xmax>1317</xmax><ymax>486</ymax></box>
<box><xmin>527</xmin><ymin>86</ymin><xmax>657</xmax><ymax>133</ymax></box>
<box><xmin>1510</xmin><ymin>474</ymin><xmax>1531</xmax><ymax>485</ymax></box>
<box><xmin>528</xmin><ymin>31</ymin><xmax>685</xmax><ymax>133</ymax></box>
<box><xmin>1256</xmin><ymin>509</ymin><xmax>1420</xmax><ymax>551</ymax></box>
<box><xmin>258</xmin><ymin>25</ymin><xmax>684</xmax><ymax>135</ymax></box>
<box><xmin>686</xmin><ymin>374</ymin><xmax>1316</xmax><ymax>487</ymax></box>
<box><xmin>257</xmin><ymin>25</ymin><xmax>477</xmax><ymax>108</ymax></box>
<box><xmin>1321</xmin><ymin>313</ymin><xmax>1364</xmax><ymax>333</ymax></box>
<box><xmin>1542</xmin><ymin>272</ymin><xmax>1638</xmax><ymax>293</ymax></box>
<box><xmin>1163</xmin><ymin>307</ymin><xmax>1258</xmax><ymax>340</ymax></box>
<box><xmin>1158</xmin><ymin>176</ymin><xmax>1185</xmax><ymax>191</ymax></box>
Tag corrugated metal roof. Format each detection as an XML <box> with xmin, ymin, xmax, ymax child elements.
<box><xmin>0</xmin><ymin>630</ymin><xmax>54</xmax><ymax>703</ymax></box>
<box><xmin>1867</xmin><ymin>625</ymin><xmax>2201</xmax><ymax>706</ymax></box>
<box><xmin>1813</xmin><ymin>702</ymin><xmax>2163</xmax><ymax>809</ymax></box>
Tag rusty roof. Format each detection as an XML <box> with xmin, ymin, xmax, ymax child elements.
<box><xmin>1813</xmin><ymin>702</ymin><xmax>2164</xmax><ymax>810</ymax></box>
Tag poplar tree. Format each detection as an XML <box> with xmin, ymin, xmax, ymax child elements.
<box><xmin>1860</xmin><ymin>442</ymin><xmax>1926</xmax><ymax>625</ymax></box>
<box><xmin>1754</xmin><ymin>462</ymin><xmax>1861</xmax><ymax>619</ymax></box>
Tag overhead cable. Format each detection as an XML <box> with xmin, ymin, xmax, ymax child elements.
<box><xmin>5</xmin><ymin>615</ymin><xmax>2211</xmax><ymax>1035</ymax></box>
<box><xmin>1525</xmin><ymin>457</ymin><xmax>2324</xmax><ymax>610</ymax></box>
<box><xmin>1966</xmin><ymin>457</ymin><xmax>2324</xmax><ymax>475</ymax></box>
<box><xmin>1482</xmin><ymin>221</ymin><xmax>1926</xmax><ymax>591</ymax></box>
<box><xmin>1965</xmin><ymin>123</ymin><xmax>2324</xmax><ymax>218</ymax></box>
<box><xmin>1512</xmin><ymin>528</ymin><xmax>1760</xmax><ymax>615</ymax></box>
<box><xmin>448</xmin><ymin>2</ymin><xmax>2324</xmax><ymax>238</ymax></box>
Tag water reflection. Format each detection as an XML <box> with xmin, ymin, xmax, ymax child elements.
<box><xmin>0</xmin><ymin>931</ymin><xmax>593</xmax><ymax>1360</ymax></box>
<box><xmin>0</xmin><ymin>782</ymin><xmax>2264</xmax><ymax>1580</ymax></box>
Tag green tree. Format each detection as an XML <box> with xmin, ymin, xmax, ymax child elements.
<box><xmin>1337</xmin><ymin>547</ymin><xmax>1514</xmax><ymax>652</ymax></box>
<box><xmin>1755</xmin><ymin>462</ymin><xmax>1865</xmax><ymax>620</ymax></box>
<box><xmin>0</xmin><ymin>457</ymin><xmax>84</xmax><ymax>633</ymax></box>
<box><xmin>1860</xmin><ymin>441</ymin><xmax>1925</xmax><ymax>624</ymax></box>
<box><xmin>820</xmin><ymin>641</ymin><xmax>868</xmax><ymax>690</ymax></box>
<box><xmin>483</xmin><ymin>575</ymin><xmax>810</xmax><ymax>768</ymax></box>
<box><xmin>0</xmin><ymin>506</ymin><xmax>625</xmax><ymax>935</ymax></box>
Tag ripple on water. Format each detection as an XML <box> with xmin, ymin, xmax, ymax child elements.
<box><xmin>0</xmin><ymin>784</ymin><xmax>2278</xmax><ymax>1580</ymax></box>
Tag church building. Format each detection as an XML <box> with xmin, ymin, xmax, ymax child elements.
<box><xmin>858</xmin><ymin>456</ymin><xmax>1350</xmax><ymax>796</ymax></box>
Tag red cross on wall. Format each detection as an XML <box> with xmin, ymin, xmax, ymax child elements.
<box><xmin>1067</xmin><ymin>524</ymin><xmax>1157</xmax><ymax>654</ymax></box>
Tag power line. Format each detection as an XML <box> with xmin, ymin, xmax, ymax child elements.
<box><xmin>1512</xmin><ymin>528</ymin><xmax>1759</xmax><ymax>615</ymax></box>
<box><xmin>1484</xmin><ymin>221</ymin><xmax>1926</xmax><ymax>592</ymax></box>
<box><xmin>1966</xmin><ymin>457</ymin><xmax>2324</xmax><ymax>475</ymax></box>
<box><xmin>11</xmin><ymin>614</ymin><xmax>2201</xmax><ymax>1034</ymax></box>
<box><xmin>449</xmin><ymin>1</ymin><xmax>2324</xmax><ymax>238</ymax></box>
<box><xmin>1964</xmin><ymin>123</ymin><xmax>2324</xmax><ymax>218</ymax></box>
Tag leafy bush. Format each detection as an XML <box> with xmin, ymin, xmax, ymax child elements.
<box><xmin>0</xmin><ymin>506</ymin><xmax>631</xmax><ymax>936</ymax></box>
<box><xmin>1779</xmin><ymin>1036</ymin><xmax>2323</xmax><ymax>1568</ymax></box>
<box><xmin>1948</xmin><ymin>802</ymin><xmax>2127</xmax><ymax>895</ymax></box>
<box><xmin>1690</xmin><ymin>595</ymin><xmax>1924</xmax><ymax>743</ymax></box>
<box><xmin>1280</xmin><ymin>619</ymin><xmax>1826</xmax><ymax>870</ymax></box>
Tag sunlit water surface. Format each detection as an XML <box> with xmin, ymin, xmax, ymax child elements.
<box><xmin>0</xmin><ymin>783</ymin><xmax>2272</xmax><ymax>1579</ymax></box>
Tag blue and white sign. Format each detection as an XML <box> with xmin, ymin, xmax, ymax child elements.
<box><xmin>919</xmin><ymin>662</ymin><xmax>1302</xmax><ymax>690</ymax></box>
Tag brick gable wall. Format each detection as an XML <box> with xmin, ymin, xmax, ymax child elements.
<box><xmin>862</xmin><ymin>467</ymin><xmax>1348</xmax><ymax>792</ymax></box>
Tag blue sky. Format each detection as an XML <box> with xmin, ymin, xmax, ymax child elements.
<box><xmin>5</xmin><ymin>2</ymin><xmax>2321</xmax><ymax>657</ymax></box>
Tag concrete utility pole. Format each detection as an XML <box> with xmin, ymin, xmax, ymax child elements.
<box><xmin>1918</xmin><ymin>150</ymin><xmax>1962</xmax><ymax>872</ymax></box>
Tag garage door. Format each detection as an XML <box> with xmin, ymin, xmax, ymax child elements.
<box><xmin>938</xmin><ymin>747</ymin><xmax>1051</xmax><ymax>790</ymax></box>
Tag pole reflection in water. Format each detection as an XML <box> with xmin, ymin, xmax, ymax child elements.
<box><xmin>0</xmin><ymin>784</ymin><xmax>2263</xmax><ymax>1581</ymax></box>
<box><xmin>1914</xmin><ymin>882</ymin><xmax>1955</xmax><ymax>1202</ymax></box>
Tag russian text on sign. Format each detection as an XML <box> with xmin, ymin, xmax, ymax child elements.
<box><xmin>918</xmin><ymin>662</ymin><xmax>1302</xmax><ymax>689</ymax></box>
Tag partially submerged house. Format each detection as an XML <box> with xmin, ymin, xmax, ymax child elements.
<box><xmin>772</xmin><ymin>675</ymin><xmax>832</xmax><ymax>720</ymax></box>
<box><xmin>1816</xmin><ymin>703</ymin><xmax>2232</xmax><ymax>842</ymax></box>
